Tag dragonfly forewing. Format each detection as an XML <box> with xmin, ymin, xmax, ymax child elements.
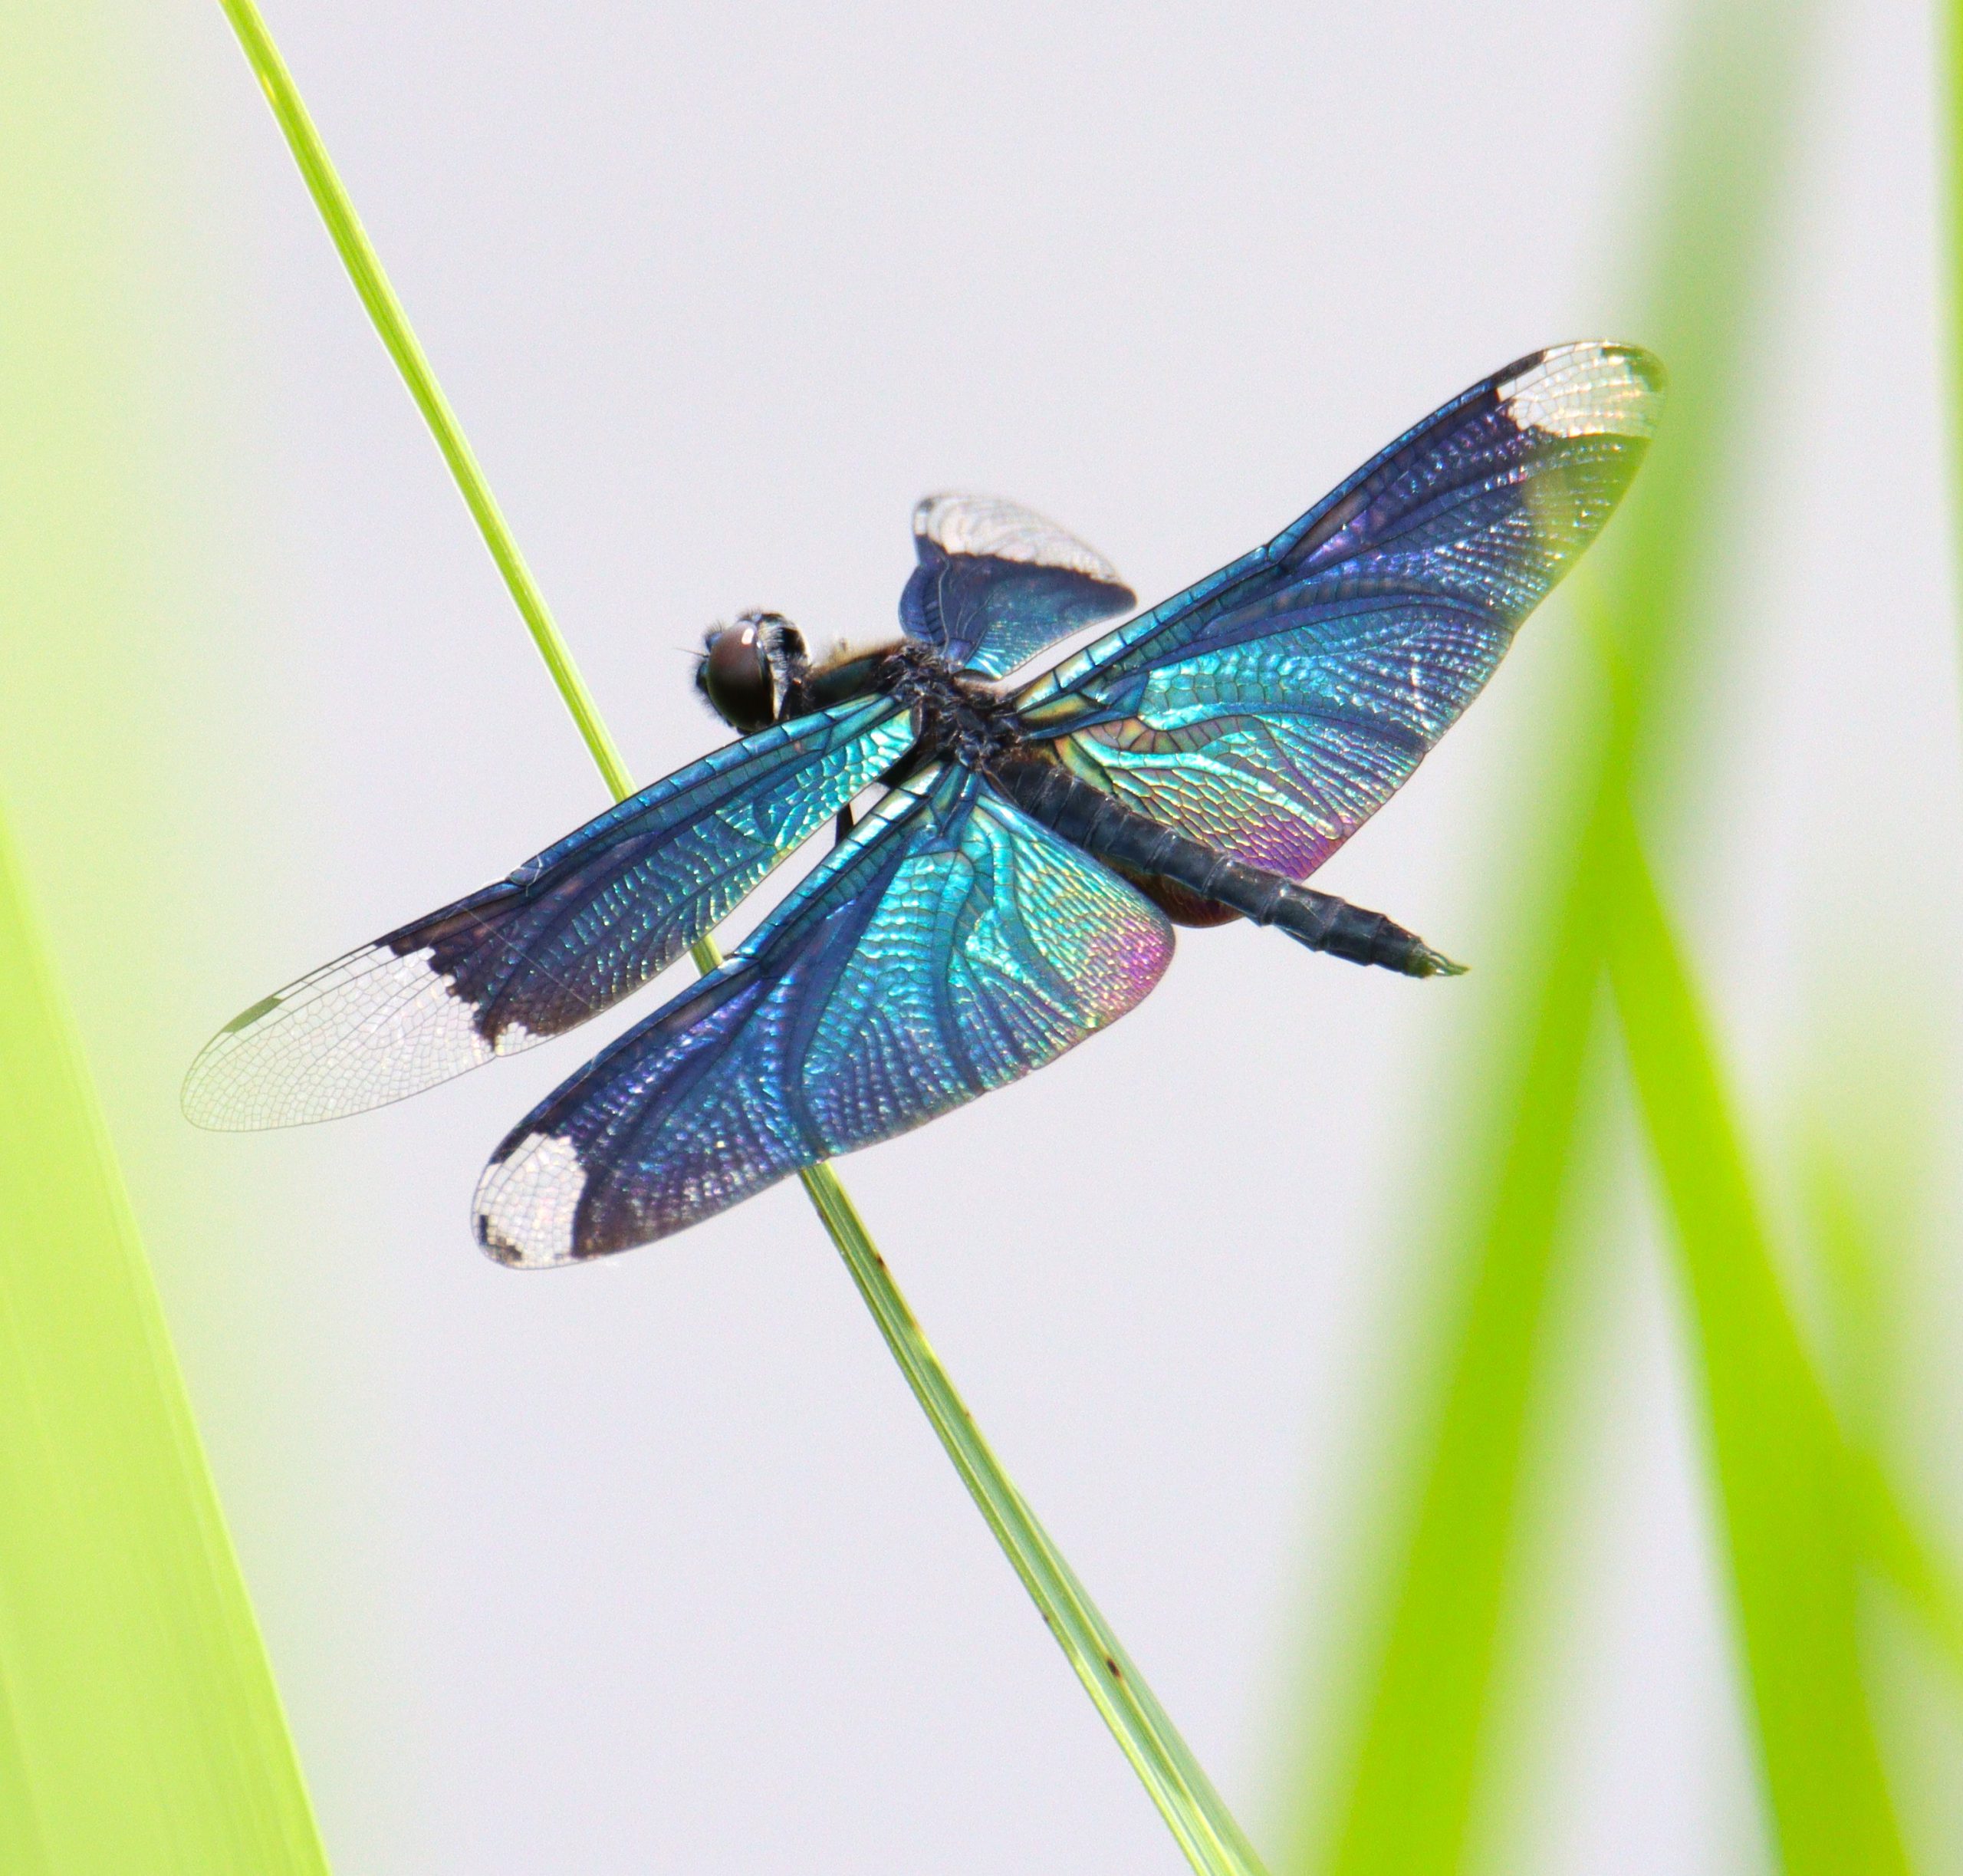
<box><xmin>182</xmin><ymin>697</ymin><xmax>912</xmax><ymax>1128</ymax></box>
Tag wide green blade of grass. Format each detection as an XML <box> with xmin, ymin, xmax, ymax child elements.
<box><xmin>0</xmin><ymin>5</ymin><xmax>330</xmax><ymax>1868</ymax></box>
<box><xmin>0</xmin><ymin>798</ymin><xmax>330</xmax><ymax>1874</ymax></box>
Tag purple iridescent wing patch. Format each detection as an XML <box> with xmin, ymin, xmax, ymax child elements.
<box><xmin>1014</xmin><ymin>343</ymin><xmax>1664</xmax><ymax>879</ymax></box>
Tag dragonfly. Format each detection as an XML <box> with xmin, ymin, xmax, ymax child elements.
<box><xmin>184</xmin><ymin>341</ymin><xmax>1663</xmax><ymax>1265</ymax></box>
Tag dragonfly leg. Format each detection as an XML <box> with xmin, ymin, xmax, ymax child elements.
<box><xmin>991</xmin><ymin>756</ymin><xmax>1465</xmax><ymax>979</ymax></box>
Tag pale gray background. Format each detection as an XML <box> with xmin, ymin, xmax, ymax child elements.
<box><xmin>59</xmin><ymin>1</ymin><xmax>1960</xmax><ymax>1870</ymax></box>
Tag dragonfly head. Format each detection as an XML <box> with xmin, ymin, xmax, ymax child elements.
<box><xmin>695</xmin><ymin>611</ymin><xmax>809</xmax><ymax>733</ymax></box>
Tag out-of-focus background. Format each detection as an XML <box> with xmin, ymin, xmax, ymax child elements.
<box><xmin>4</xmin><ymin>1</ymin><xmax>1958</xmax><ymax>1871</ymax></box>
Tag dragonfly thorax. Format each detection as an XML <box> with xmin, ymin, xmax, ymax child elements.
<box><xmin>877</xmin><ymin>642</ymin><xmax>1024</xmax><ymax>770</ymax></box>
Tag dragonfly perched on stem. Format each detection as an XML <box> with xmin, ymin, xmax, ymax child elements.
<box><xmin>184</xmin><ymin>341</ymin><xmax>1662</xmax><ymax>1264</ymax></box>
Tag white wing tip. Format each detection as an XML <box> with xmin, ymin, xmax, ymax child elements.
<box><xmin>912</xmin><ymin>492</ymin><xmax>1123</xmax><ymax>584</ymax></box>
<box><xmin>1498</xmin><ymin>342</ymin><xmax>1664</xmax><ymax>440</ymax></box>
<box><xmin>474</xmin><ymin>1131</ymin><xmax>587</xmax><ymax>1268</ymax></box>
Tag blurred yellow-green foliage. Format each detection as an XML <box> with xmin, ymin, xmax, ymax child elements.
<box><xmin>0</xmin><ymin>8</ymin><xmax>327</xmax><ymax>1870</ymax></box>
<box><xmin>1283</xmin><ymin>8</ymin><xmax>1917</xmax><ymax>1874</ymax></box>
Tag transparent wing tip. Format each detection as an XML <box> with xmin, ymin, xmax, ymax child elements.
<box><xmin>912</xmin><ymin>491</ymin><xmax>1124</xmax><ymax>584</ymax></box>
<box><xmin>181</xmin><ymin>942</ymin><xmax>504</xmax><ymax>1131</ymax></box>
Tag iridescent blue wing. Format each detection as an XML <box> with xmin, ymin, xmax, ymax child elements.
<box><xmin>899</xmin><ymin>493</ymin><xmax>1137</xmax><ymax>680</ymax></box>
<box><xmin>182</xmin><ymin>697</ymin><xmax>914</xmax><ymax>1129</ymax></box>
<box><xmin>472</xmin><ymin>765</ymin><xmax>1173</xmax><ymax>1263</ymax></box>
<box><xmin>1014</xmin><ymin>343</ymin><xmax>1664</xmax><ymax>877</ymax></box>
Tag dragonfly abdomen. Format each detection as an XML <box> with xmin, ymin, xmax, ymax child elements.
<box><xmin>991</xmin><ymin>757</ymin><xmax>1463</xmax><ymax>980</ymax></box>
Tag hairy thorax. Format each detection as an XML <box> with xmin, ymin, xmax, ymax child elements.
<box><xmin>876</xmin><ymin>643</ymin><xmax>1025</xmax><ymax>770</ymax></box>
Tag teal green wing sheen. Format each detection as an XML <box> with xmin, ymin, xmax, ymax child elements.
<box><xmin>472</xmin><ymin>767</ymin><xmax>1175</xmax><ymax>1263</ymax></box>
<box><xmin>183</xmin><ymin>698</ymin><xmax>912</xmax><ymax>1127</ymax></box>
<box><xmin>899</xmin><ymin>493</ymin><xmax>1137</xmax><ymax>679</ymax></box>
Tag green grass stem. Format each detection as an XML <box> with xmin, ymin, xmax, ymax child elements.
<box><xmin>212</xmin><ymin>0</ymin><xmax>633</xmax><ymax>805</ymax></box>
<box><xmin>0</xmin><ymin>802</ymin><xmax>330</xmax><ymax>1874</ymax></box>
<box><xmin>805</xmin><ymin>1168</ymin><xmax>1271</xmax><ymax>1876</ymax></box>
<box><xmin>213</xmin><ymin>6</ymin><xmax>1268</xmax><ymax>1869</ymax></box>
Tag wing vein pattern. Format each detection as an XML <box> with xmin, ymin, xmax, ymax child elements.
<box><xmin>473</xmin><ymin>765</ymin><xmax>1174</xmax><ymax>1264</ymax></box>
<box><xmin>183</xmin><ymin>697</ymin><xmax>912</xmax><ymax>1128</ymax></box>
<box><xmin>1017</xmin><ymin>341</ymin><xmax>1663</xmax><ymax>879</ymax></box>
<box><xmin>900</xmin><ymin>492</ymin><xmax>1137</xmax><ymax>678</ymax></box>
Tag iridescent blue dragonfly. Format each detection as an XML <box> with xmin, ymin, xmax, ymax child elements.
<box><xmin>185</xmin><ymin>342</ymin><xmax>1662</xmax><ymax>1263</ymax></box>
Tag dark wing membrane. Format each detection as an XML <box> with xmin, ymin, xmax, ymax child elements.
<box><xmin>472</xmin><ymin>765</ymin><xmax>1173</xmax><ymax>1264</ymax></box>
<box><xmin>182</xmin><ymin>698</ymin><xmax>913</xmax><ymax>1130</ymax></box>
<box><xmin>1014</xmin><ymin>343</ymin><xmax>1663</xmax><ymax>877</ymax></box>
<box><xmin>899</xmin><ymin>493</ymin><xmax>1136</xmax><ymax>680</ymax></box>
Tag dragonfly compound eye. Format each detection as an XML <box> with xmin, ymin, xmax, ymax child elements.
<box><xmin>699</xmin><ymin>620</ymin><xmax>778</xmax><ymax>732</ymax></box>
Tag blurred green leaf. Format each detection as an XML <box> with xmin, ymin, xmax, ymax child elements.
<box><xmin>1298</xmin><ymin>824</ymin><xmax>1606</xmax><ymax>1876</ymax></box>
<box><xmin>1282</xmin><ymin>0</ymin><xmax>1884</xmax><ymax>1871</ymax></box>
<box><xmin>0</xmin><ymin>803</ymin><xmax>330</xmax><ymax>1874</ymax></box>
<box><xmin>1604</xmin><ymin>807</ymin><xmax>1909</xmax><ymax>1872</ymax></box>
<box><xmin>1804</xmin><ymin>1134</ymin><xmax>1963</xmax><ymax>1693</ymax></box>
<box><xmin>1853</xmin><ymin>1456</ymin><xmax>1963</xmax><ymax>1693</ymax></box>
<box><xmin>0</xmin><ymin>4</ymin><xmax>330</xmax><ymax>1868</ymax></box>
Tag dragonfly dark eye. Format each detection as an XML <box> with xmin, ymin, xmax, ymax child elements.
<box><xmin>699</xmin><ymin>621</ymin><xmax>777</xmax><ymax>732</ymax></box>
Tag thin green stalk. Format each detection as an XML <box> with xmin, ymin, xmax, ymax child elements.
<box><xmin>213</xmin><ymin>1</ymin><xmax>630</xmax><ymax>803</ymax></box>
<box><xmin>213</xmin><ymin>7</ymin><xmax>1266</xmax><ymax>1870</ymax></box>
<box><xmin>806</xmin><ymin>1169</ymin><xmax>1270</xmax><ymax>1876</ymax></box>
